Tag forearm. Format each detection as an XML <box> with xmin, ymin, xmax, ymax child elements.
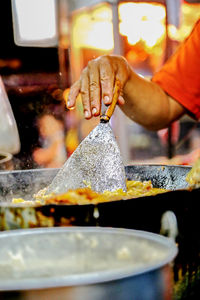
<box><xmin>122</xmin><ymin>70</ymin><xmax>185</xmax><ymax>131</ymax></box>
<box><xmin>67</xmin><ymin>55</ymin><xmax>186</xmax><ymax>129</ymax></box>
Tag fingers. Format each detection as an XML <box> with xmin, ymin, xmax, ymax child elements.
<box><xmin>118</xmin><ymin>95</ymin><xmax>125</xmax><ymax>105</ymax></box>
<box><xmin>67</xmin><ymin>55</ymin><xmax>129</xmax><ymax>119</ymax></box>
<box><xmin>99</xmin><ymin>57</ymin><xmax>114</xmax><ymax>106</ymax></box>
<box><xmin>67</xmin><ymin>70</ymin><xmax>92</xmax><ymax>119</ymax></box>
<box><xmin>99</xmin><ymin>55</ymin><xmax>130</xmax><ymax>107</ymax></box>
<box><xmin>88</xmin><ymin>60</ymin><xmax>101</xmax><ymax>116</ymax></box>
<box><xmin>80</xmin><ymin>69</ymin><xmax>91</xmax><ymax>119</ymax></box>
<box><xmin>67</xmin><ymin>80</ymin><xmax>80</xmax><ymax>109</ymax></box>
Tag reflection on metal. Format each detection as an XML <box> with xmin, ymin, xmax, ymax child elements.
<box><xmin>68</xmin><ymin>0</ymin><xmax>166</xmax><ymax>14</ymax></box>
<box><xmin>160</xmin><ymin>210</ymin><xmax>178</xmax><ymax>241</ymax></box>
<box><xmin>111</xmin><ymin>1</ymin><xmax>129</xmax><ymax>163</ymax></box>
<box><xmin>0</xmin><ymin>205</ymin><xmax>85</xmax><ymax>230</ymax></box>
<box><xmin>165</xmin><ymin>0</ymin><xmax>176</xmax><ymax>158</ymax></box>
<box><xmin>68</xmin><ymin>0</ymin><xmax>109</xmax><ymax>13</ymax></box>
<box><xmin>0</xmin><ymin>164</ymin><xmax>191</xmax><ymax>231</ymax></box>
<box><xmin>165</xmin><ymin>0</ymin><xmax>181</xmax><ymax>27</ymax></box>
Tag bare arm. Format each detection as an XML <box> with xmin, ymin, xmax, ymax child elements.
<box><xmin>122</xmin><ymin>70</ymin><xmax>185</xmax><ymax>130</ymax></box>
<box><xmin>67</xmin><ymin>55</ymin><xmax>186</xmax><ymax>131</ymax></box>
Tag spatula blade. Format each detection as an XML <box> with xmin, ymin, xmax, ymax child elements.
<box><xmin>46</xmin><ymin>123</ymin><xmax>127</xmax><ymax>194</ymax></box>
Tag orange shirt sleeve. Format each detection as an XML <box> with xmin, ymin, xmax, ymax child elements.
<box><xmin>152</xmin><ymin>19</ymin><xmax>200</xmax><ymax>120</ymax></box>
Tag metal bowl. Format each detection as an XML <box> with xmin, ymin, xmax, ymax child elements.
<box><xmin>0</xmin><ymin>226</ymin><xmax>177</xmax><ymax>300</ymax></box>
<box><xmin>0</xmin><ymin>165</ymin><xmax>199</xmax><ymax>300</ymax></box>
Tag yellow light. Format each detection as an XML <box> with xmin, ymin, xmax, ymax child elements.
<box><xmin>168</xmin><ymin>3</ymin><xmax>200</xmax><ymax>43</ymax></box>
<box><xmin>72</xmin><ymin>4</ymin><xmax>114</xmax><ymax>51</ymax></box>
<box><xmin>84</xmin><ymin>21</ymin><xmax>114</xmax><ymax>50</ymax></box>
<box><xmin>127</xmin><ymin>33</ymin><xmax>140</xmax><ymax>46</ymax></box>
<box><xmin>119</xmin><ymin>2</ymin><xmax>166</xmax><ymax>49</ymax></box>
<box><xmin>141</xmin><ymin>20</ymin><xmax>165</xmax><ymax>48</ymax></box>
<box><xmin>91</xmin><ymin>5</ymin><xmax>112</xmax><ymax>21</ymax></box>
<box><xmin>168</xmin><ymin>24</ymin><xmax>179</xmax><ymax>41</ymax></box>
<box><xmin>119</xmin><ymin>3</ymin><xmax>165</xmax><ymax>22</ymax></box>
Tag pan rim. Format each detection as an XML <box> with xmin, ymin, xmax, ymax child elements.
<box><xmin>0</xmin><ymin>226</ymin><xmax>178</xmax><ymax>291</ymax></box>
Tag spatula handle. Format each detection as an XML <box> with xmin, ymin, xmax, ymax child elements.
<box><xmin>100</xmin><ymin>80</ymin><xmax>121</xmax><ymax>123</ymax></box>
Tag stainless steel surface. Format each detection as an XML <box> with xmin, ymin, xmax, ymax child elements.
<box><xmin>0</xmin><ymin>165</ymin><xmax>198</xmax><ymax>300</ymax></box>
<box><xmin>0</xmin><ymin>165</ymin><xmax>191</xmax><ymax>232</ymax></box>
<box><xmin>0</xmin><ymin>226</ymin><xmax>177</xmax><ymax>300</ymax></box>
<box><xmin>0</xmin><ymin>165</ymin><xmax>190</xmax><ymax>204</ymax></box>
<box><xmin>46</xmin><ymin>122</ymin><xmax>127</xmax><ymax>194</ymax></box>
<box><xmin>67</xmin><ymin>0</ymin><xmax>166</xmax><ymax>14</ymax></box>
<box><xmin>125</xmin><ymin>164</ymin><xmax>190</xmax><ymax>190</ymax></box>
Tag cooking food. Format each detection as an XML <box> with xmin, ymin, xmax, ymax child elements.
<box><xmin>12</xmin><ymin>179</ymin><xmax>167</xmax><ymax>206</ymax></box>
<box><xmin>185</xmin><ymin>157</ymin><xmax>200</xmax><ymax>188</ymax></box>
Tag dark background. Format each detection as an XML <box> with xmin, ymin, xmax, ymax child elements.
<box><xmin>0</xmin><ymin>1</ymin><xmax>64</xmax><ymax>169</ymax></box>
<box><xmin>0</xmin><ymin>0</ymin><xmax>59</xmax><ymax>73</ymax></box>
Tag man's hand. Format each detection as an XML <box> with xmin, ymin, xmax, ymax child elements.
<box><xmin>66</xmin><ymin>55</ymin><xmax>131</xmax><ymax>119</ymax></box>
<box><xmin>66</xmin><ymin>55</ymin><xmax>186</xmax><ymax>131</ymax></box>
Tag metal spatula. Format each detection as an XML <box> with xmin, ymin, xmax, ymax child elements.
<box><xmin>46</xmin><ymin>80</ymin><xmax>127</xmax><ymax>195</ymax></box>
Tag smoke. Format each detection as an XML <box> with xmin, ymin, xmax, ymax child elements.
<box><xmin>0</xmin><ymin>168</ymin><xmax>58</xmax><ymax>202</ymax></box>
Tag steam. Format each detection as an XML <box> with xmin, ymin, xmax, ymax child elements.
<box><xmin>0</xmin><ymin>168</ymin><xmax>58</xmax><ymax>202</ymax></box>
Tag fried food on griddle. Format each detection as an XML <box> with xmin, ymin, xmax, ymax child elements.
<box><xmin>12</xmin><ymin>180</ymin><xmax>167</xmax><ymax>206</ymax></box>
<box><xmin>186</xmin><ymin>158</ymin><xmax>200</xmax><ymax>188</ymax></box>
<box><xmin>43</xmin><ymin>180</ymin><xmax>167</xmax><ymax>205</ymax></box>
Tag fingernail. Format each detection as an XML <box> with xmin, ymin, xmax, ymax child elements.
<box><xmin>85</xmin><ymin>111</ymin><xmax>90</xmax><ymax>118</ymax></box>
<box><xmin>67</xmin><ymin>101</ymin><xmax>70</xmax><ymax>108</ymax></box>
<box><xmin>118</xmin><ymin>95</ymin><xmax>125</xmax><ymax>103</ymax></box>
<box><xmin>104</xmin><ymin>96</ymin><xmax>110</xmax><ymax>104</ymax></box>
<box><xmin>92</xmin><ymin>108</ymin><xmax>97</xmax><ymax>115</ymax></box>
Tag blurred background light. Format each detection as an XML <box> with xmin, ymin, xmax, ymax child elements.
<box><xmin>11</xmin><ymin>0</ymin><xmax>57</xmax><ymax>47</ymax></box>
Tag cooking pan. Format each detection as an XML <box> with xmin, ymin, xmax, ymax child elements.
<box><xmin>0</xmin><ymin>164</ymin><xmax>199</xmax><ymax>300</ymax></box>
<box><xmin>0</xmin><ymin>164</ymin><xmax>192</xmax><ymax>232</ymax></box>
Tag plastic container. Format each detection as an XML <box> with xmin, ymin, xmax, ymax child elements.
<box><xmin>0</xmin><ymin>76</ymin><xmax>20</xmax><ymax>154</ymax></box>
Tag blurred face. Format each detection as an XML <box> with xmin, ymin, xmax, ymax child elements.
<box><xmin>38</xmin><ymin>115</ymin><xmax>63</xmax><ymax>138</ymax></box>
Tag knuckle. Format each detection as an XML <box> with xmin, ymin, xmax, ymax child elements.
<box><xmin>80</xmin><ymin>67</ymin><xmax>88</xmax><ymax>79</ymax></box>
<box><xmin>96</xmin><ymin>55</ymin><xmax>109</xmax><ymax>66</ymax></box>
<box><xmin>90</xmin><ymin>92</ymin><xmax>99</xmax><ymax>106</ymax></box>
<box><xmin>116</xmin><ymin>72</ymin><xmax>127</xmax><ymax>87</ymax></box>
<box><xmin>89</xmin><ymin>81</ymin><xmax>98</xmax><ymax>89</ymax></box>
<box><xmin>90</xmin><ymin>97</ymin><xmax>98</xmax><ymax>106</ymax></box>
<box><xmin>116</xmin><ymin>55</ymin><xmax>127</xmax><ymax>64</ymax></box>
<box><xmin>117</xmin><ymin>58</ymin><xmax>130</xmax><ymax>77</ymax></box>
<box><xmin>88</xmin><ymin>60</ymin><xmax>95</xmax><ymax>69</ymax></box>
<box><xmin>80</xmin><ymin>89</ymin><xmax>88</xmax><ymax>96</ymax></box>
<box><xmin>101</xmin><ymin>54</ymin><xmax>109</xmax><ymax>61</ymax></box>
<box><xmin>81</xmin><ymin>96</ymin><xmax>89</xmax><ymax>107</ymax></box>
<box><xmin>100</xmin><ymin>74</ymin><xmax>110</xmax><ymax>82</ymax></box>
